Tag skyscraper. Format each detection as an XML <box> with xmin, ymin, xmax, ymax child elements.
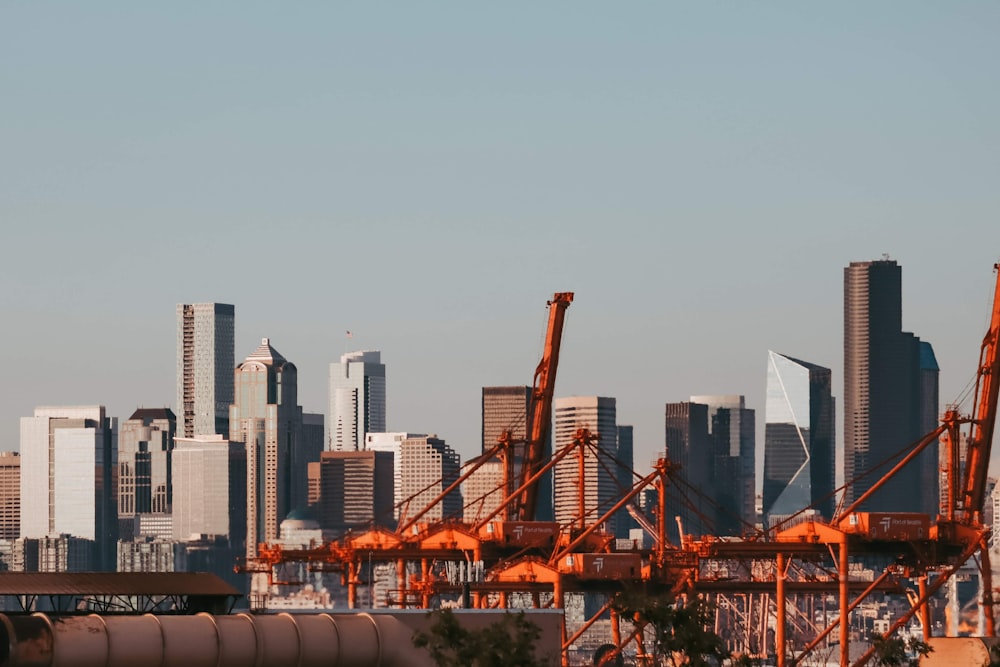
<box><xmin>315</xmin><ymin>450</ymin><xmax>394</xmax><ymax>531</ymax></box>
<box><xmin>20</xmin><ymin>406</ymin><xmax>117</xmax><ymax>571</ymax></box>
<box><xmin>690</xmin><ymin>395</ymin><xmax>756</xmax><ymax>535</ymax></box>
<box><xmin>398</xmin><ymin>435</ymin><xmax>461</xmax><ymax>523</ymax></box>
<box><xmin>615</xmin><ymin>425</ymin><xmax>634</xmax><ymax>539</ymax></box>
<box><xmin>553</xmin><ymin>396</ymin><xmax>620</xmax><ymax>535</ymax></box>
<box><xmin>844</xmin><ymin>259</ymin><xmax>937</xmax><ymax>512</ymax></box>
<box><xmin>763</xmin><ymin>352</ymin><xmax>835</xmax><ymax>526</ymax></box>
<box><xmin>172</xmin><ymin>434</ymin><xmax>246</xmax><ymax>545</ymax></box>
<box><xmin>366</xmin><ymin>431</ymin><xmax>428</xmax><ymax>518</ymax></box>
<box><xmin>176</xmin><ymin>303</ymin><xmax>235</xmax><ymax>438</ymax></box>
<box><xmin>118</xmin><ymin>408</ymin><xmax>176</xmax><ymax>537</ymax></box>
<box><xmin>329</xmin><ymin>350</ymin><xmax>386</xmax><ymax>451</ymax></box>
<box><xmin>665</xmin><ymin>402</ymin><xmax>712</xmax><ymax>540</ymax></box>
<box><xmin>0</xmin><ymin>452</ymin><xmax>20</xmax><ymax>540</ymax></box>
<box><xmin>230</xmin><ymin>338</ymin><xmax>301</xmax><ymax>558</ymax></box>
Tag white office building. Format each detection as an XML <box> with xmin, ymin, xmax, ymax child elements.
<box><xmin>329</xmin><ymin>350</ymin><xmax>386</xmax><ymax>451</ymax></box>
<box><xmin>172</xmin><ymin>435</ymin><xmax>246</xmax><ymax>546</ymax></box>
<box><xmin>20</xmin><ymin>406</ymin><xmax>117</xmax><ymax>570</ymax></box>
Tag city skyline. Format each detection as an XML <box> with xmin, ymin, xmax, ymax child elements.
<box><xmin>3</xmin><ymin>4</ymin><xmax>1000</xmax><ymax>484</ymax></box>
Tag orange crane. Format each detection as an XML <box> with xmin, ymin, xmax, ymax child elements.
<box><xmin>512</xmin><ymin>292</ymin><xmax>573</xmax><ymax>521</ymax></box>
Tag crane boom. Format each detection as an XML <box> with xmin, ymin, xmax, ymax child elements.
<box><xmin>960</xmin><ymin>263</ymin><xmax>1000</xmax><ymax>521</ymax></box>
<box><xmin>515</xmin><ymin>292</ymin><xmax>573</xmax><ymax>521</ymax></box>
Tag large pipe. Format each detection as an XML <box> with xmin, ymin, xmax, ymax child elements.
<box><xmin>0</xmin><ymin>612</ymin><xmax>423</xmax><ymax>667</ymax></box>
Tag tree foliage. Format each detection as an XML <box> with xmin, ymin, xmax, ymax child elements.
<box><xmin>412</xmin><ymin>608</ymin><xmax>551</xmax><ymax>667</ymax></box>
<box><xmin>612</xmin><ymin>591</ymin><xmax>730</xmax><ymax>666</ymax></box>
<box><xmin>868</xmin><ymin>632</ymin><xmax>933</xmax><ymax>667</ymax></box>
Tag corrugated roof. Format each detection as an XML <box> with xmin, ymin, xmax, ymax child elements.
<box><xmin>0</xmin><ymin>572</ymin><xmax>240</xmax><ymax>596</ymax></box>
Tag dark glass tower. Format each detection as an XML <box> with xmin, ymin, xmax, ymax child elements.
<box><xmin>763</xmin><ymin>352</ymin><xmax>835</xmax><ymax>526</ymax></box>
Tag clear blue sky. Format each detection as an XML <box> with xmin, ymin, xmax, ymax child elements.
<box><xmin>3</xmin><ymin>3</ymin><xmax>1000</xmax><ymax>490</ymax></box>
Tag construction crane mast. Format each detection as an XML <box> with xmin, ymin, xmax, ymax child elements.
<box><xmin>513</xmin><ymin>292</ymin><xmax>573</xmax><ymax>521</ymax></box>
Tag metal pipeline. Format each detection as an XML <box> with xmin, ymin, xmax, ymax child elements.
<box><xmin>0</xmin><ymin>612</ymin><xmax>426</xmax><ymax>667</ymax></box>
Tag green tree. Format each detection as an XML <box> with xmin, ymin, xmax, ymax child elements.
<box><xmin>613</xmin><ymin>591</ymin><xmax>729</xmax><ymax>666</ymax></box>
<box><xmin>413</xmin><ymin>608</ymin><xmax>551</xmax><ymax>667</ymax></box>
<box><xmin>868</xmin><ymin>633</ymin><xmax>933</xmax><ymax>667</ymax></box>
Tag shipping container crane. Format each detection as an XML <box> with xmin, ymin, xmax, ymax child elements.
<box><xmin>512</xmin><ymin>292</ymin><xmax>573</xmax><ymax>521</ymax></box>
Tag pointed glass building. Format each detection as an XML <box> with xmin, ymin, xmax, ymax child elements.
<box><xmin>763</xmin><ymin>351</ymin><xmax>835</xmax><ymax>527</ymax></box>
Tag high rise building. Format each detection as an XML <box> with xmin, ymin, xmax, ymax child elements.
<box><xmin>329</xmin><ymin>350</ymin><xmax>386</xmax><ymax>451</ymax></box>
<box><xmin>293</xmin><ymin>413</ymin><xmax>325</xmax><ymax>514</ymax></box>
<box><xmin>20</xmin><ymin>406</ymin><xmax>117</xmax><ymax>571</ymax></box>
<box><xmin>0</xmin><ymin>452</ymin><xmax>20</xmax><ymax>540</ymax></box>
<box><xmin>615</xmin><ymin>425</ymin><xmax>634</xmax><ymax>539</ymax></box>
<box><xmin>172</xmin><ymin>435</ymin><xmax>246</xmax><ymax>545</ymax></box>
<box><xmin>919</xmin><ymin>342</ymin><xmax>941</xmax><ymax>517</ymax></box>
<box><xmin>844</xmin><ymin>259</ymin><xmax>937</xmax><ymax>512</ymax></box>
<box><xmin>481</xmin><ymin>385</ymin><xmax>552</xmax><ymax>520</ymax></box>
<box><xmin>230</xmin><ymin>338</ymin><xmax>301</xmax><ymax>558</ymax></box>
<box><xmin>176</xmin><ymin>303</ymin><xmax>235</xmax><ymax>439</ymax></box>
<box><xmin>461</xmin><ymin>455</ymin><xmax>505</xmax><ymax>524</ymax></box>
<box><xmin>398</xmin><ymin>435</ymin><xmax>461</xmax><ymax>523</ymax></box>
<box><xmin>118</xmin><ymin>408</ymin><xmax>176</xmax><ymax>538</ymax></box>
<box><xmin>763</xmin><ymin>352</ymin><xmax>836</xmax><ymax>527</ymax></box>
<box><xmin>365</xmin><ymin>431</ymin><xmax>427</xmax><ymax>518</ymax></box>
<box><xmin>665</xmin><ymin>402</ymin><xmax>712</xmax><ymax>540</ymax></box>
<box><xmin>315</xmin><ymin>450</ymin><xmax>394</xmax><ymax>531</ymax></box>
<box><xmin>553</xmin><ymin>397</ymin><xmax>620</xmax><ymax>536</ymax></box>
<box><xmin>690</xmin><ymin>395</ymin><xmax>756</xmax><ymax>536</ymax></box>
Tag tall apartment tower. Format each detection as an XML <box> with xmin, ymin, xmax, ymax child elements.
<box><xmin>329</xmin><ymin>350</ymin><xmax>386</xmax><ymax>451</ymax></box>
<box><xmin>553</xmin><ymin>396</ymin><xmax>620</xmax><ymax>536</ymax></box>
<box><xmin>844</xmin><ymin>259</ymin><xmax>938</xmax><ymax>512</ymax></box>
<box><xmin>399</xmin><ymin>435</ymin><xmax>462</xmax><ymax>523</ymax></box>
<box><xmin>763</xmin><ymin>352</ymin><xmax>835</xmax><ymax>527</ymax></box>
<box><xmin>690</xmin><ymin>395</ymin><xmax>756</xmax><ymax>536</ymax></box>
<box><xmin>230</xmin><ymin>338</ymin><xmax>302</xmax><ymax>558</ymax></box>
<box><xmin>481</xmin><ymin>386</ymin><xmax>553</xmax><ymax>519</ymax></box>
<box><xmin>0</xmin><ymin>452</ymin><xmax>20</xmax><ymax>540</ymax></box>
<box><xmin>665</xmin><ymin>402</ymin><xmax>712</xmax><ymax>540</ymax></box>
<box><xmin>118</xmin><ymin>408</ymin><xmax>176</xmax><ymax>538</ymax></box>
<box><xmin>177</xmin><ymin>303</ymin><xmax>235</xmax><ymax>438</ymax></box>
<box><xmin>20</xmin><ymin>406</ymin><xmax>118</xmax><ymax>571</ymax></box>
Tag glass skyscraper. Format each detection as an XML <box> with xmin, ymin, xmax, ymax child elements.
<box><xmin>176</xmin><ymin>303</ymin><xmax>235</xmax><ymax>439</ymax></box>
<box><xmin>329</xmin><ymin>350</ymin><xmax>386</xmax><ymax>451</ymax></box>
<box><xmin>763</xmin><ymin>351</ymin><xmax>835</xmax><ymax>526</ymax></box>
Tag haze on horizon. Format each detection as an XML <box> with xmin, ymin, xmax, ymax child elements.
<box><xmin>2</xmin><ymin>3</ymin><xmax>1000</xmax><ymax>489</ymax></box>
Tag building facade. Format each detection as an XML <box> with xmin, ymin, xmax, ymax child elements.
<box><xmin>553</xmin><ymin>396</ymin><xmax>621</xmax><ymax>536</ymax></box>
<box><xmin>315</xmin><ymin>450</ymin><xmax>394</xmax><ymax>531</ymax></box>
<box><xmin>398</xmin><ymin>436</ymin><xmax>461</xmax><ymax>523</ymax></box>
<box><xmin>763</xmin><ymin>352</ymin><xmax>836</xmax><ymax>527</ymax></box>
<box><xmin>0</xmin><ymin>452</ymin><xmax>20</xmax><ymax>540</ymax></box>
<box><xmin>844</xmin><ymin>259</ymin><xmax>937</xmax><ymax>512</ymax></box>
<box><xmin>20</xmin><ymin>406</ymin><xmax>117</xmax><ymax>571</ymax></box>
<box><xmin>461</xmin><ymin>454</ymin><xmax>505</xmax><ymax>524</ymax></box>
<box><xmin>690</xmin><ymin>395</ymin><xmax>756</xmax><ymax>536</ymax></box>
<box><xmin>365</xmin><ymin>432</ymin><xmax>427</xmax><ymax>518</ymax></box>
<box><xmin>329</xmin><ymin>350</ymin><xmax>386</xmax><ymax>451</ymax></box>
<box><xmin>118</xmin><ymin>408</ymin><xmax>176</xmax><ymax>539</ymax></box>
<box><xmin>172</xmin><ymin>435</ymin><xmax>246</xmax><ymax>546</ymax></box>
<box><xmin>176</xmin><ymin>303</ymin><xmax>235</xmax><ymax>439</ymax></box>
<box><xmin>665</xmin><ymin>402</ymin><xmax>712</xmax><ymax>540</ymax></box>
<box><xmin>230</xmin><ymin>338</ymin><xmax>301</xmax><ymax>558</ymax></box>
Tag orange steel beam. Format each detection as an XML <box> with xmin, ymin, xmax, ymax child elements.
<box><xmin>397</xmin><ymin>440</ymin><xmax>505</xmax><ymax>534</ymax></box>
<box><xmin>836</xmin><ymin>424</ymin><xmax>946</xmax><ymax>520</ymax></box>
<box><xmin>960</xmin><ymin>263</ymin><xmax>1000</xmax><ymax>521</ymax></box>
<box><xmin>550</xmin><ymin>460</ymin><xmax>667</xmax><ymax>564</ymax></box>
<box><xmin>563</xmin><ymin>596</ymin><xmax>614</xmax><ymax>650</ymax></box>
<box><xmin>517</xmin><ymin>292</ymin><xmax>573</xmax><ymax>521</ymax></box>
<box><xmin>851</xmin><ymin>535</ymin><xmax>984</xmax><ymax>667</ymax></box>
<box><xmin>471</xmin><ymin>426</ymin><xmax>584</xmax><ymax>532</ymax></box>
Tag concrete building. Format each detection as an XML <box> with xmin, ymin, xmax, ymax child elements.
<box><xmin>315</xmin><ymin>450</ymin><xmax>394</xmax><ymax>532</ymax></box>
<box><xmin>665</xmin><ymin>401</ymin><xmax>712</xmax><ymax>540</ymax></box>
<box><xmin>690</xmin><ymin>395</ymin><xmax>756</xmax><ymax>536</ymax></box>
<box><xmin>118</xmin><ymin>408</ymin><xmax>176</xmax><ymax>540</ymax></box>
<box><xmin>117</xmin><ymin>538</ymin><xmax>175</xmax><ymax>573</ymax></box>
<box><xmin>172</xmin><ymin>435</ymin><xmax>246</xmax><ymax>547</ymax></box>
<box><xmin>365</xmin><ymin>432</ymin><xmax>428</xmax><ymax>518</ymax></box>
<box><xmin>0</xmin><ymin>452</ymin><xmax>20</xmax><ymax>540</ymax></box>
<box><xmin>461</xmin><ymin>454</ymin><xmax>505</xmax><ymax>524</ymax></box>
<box><xmin>844</xmin><ymin>259</ymin><xmax>938</xmax><ymax>512</ymax></box>
<box><xmin>20</xmin><ymin>406</ymin><xmax>117</xmax><ymax>571</ymax></box>
<box><xmin>230</xmin><ymin>338</ymin><xmax>301</xmax><ymax>558</ymax></box>
<box><xmin>176</xmin><ymin>303</ymin><xmax>235</xmax><ymax>439</ymax></box>
<box><xmin>399</xmin><ymin>436</ymin><xmax>461</xmax><ymax>523</ymax></box>
<box><xmin>329</xmin><ymin>350</ymin><xmax>385</xmax><ymax>451</ymax></box>
<box><xmin>553</xmin><ymin>397</ymin><xmax>620</xmax><ymax>536</ymax></box>
<box><xmin>763</xmin><ymin>352</ymin><xmax>835</xmax><ymax>527</ymax></box>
